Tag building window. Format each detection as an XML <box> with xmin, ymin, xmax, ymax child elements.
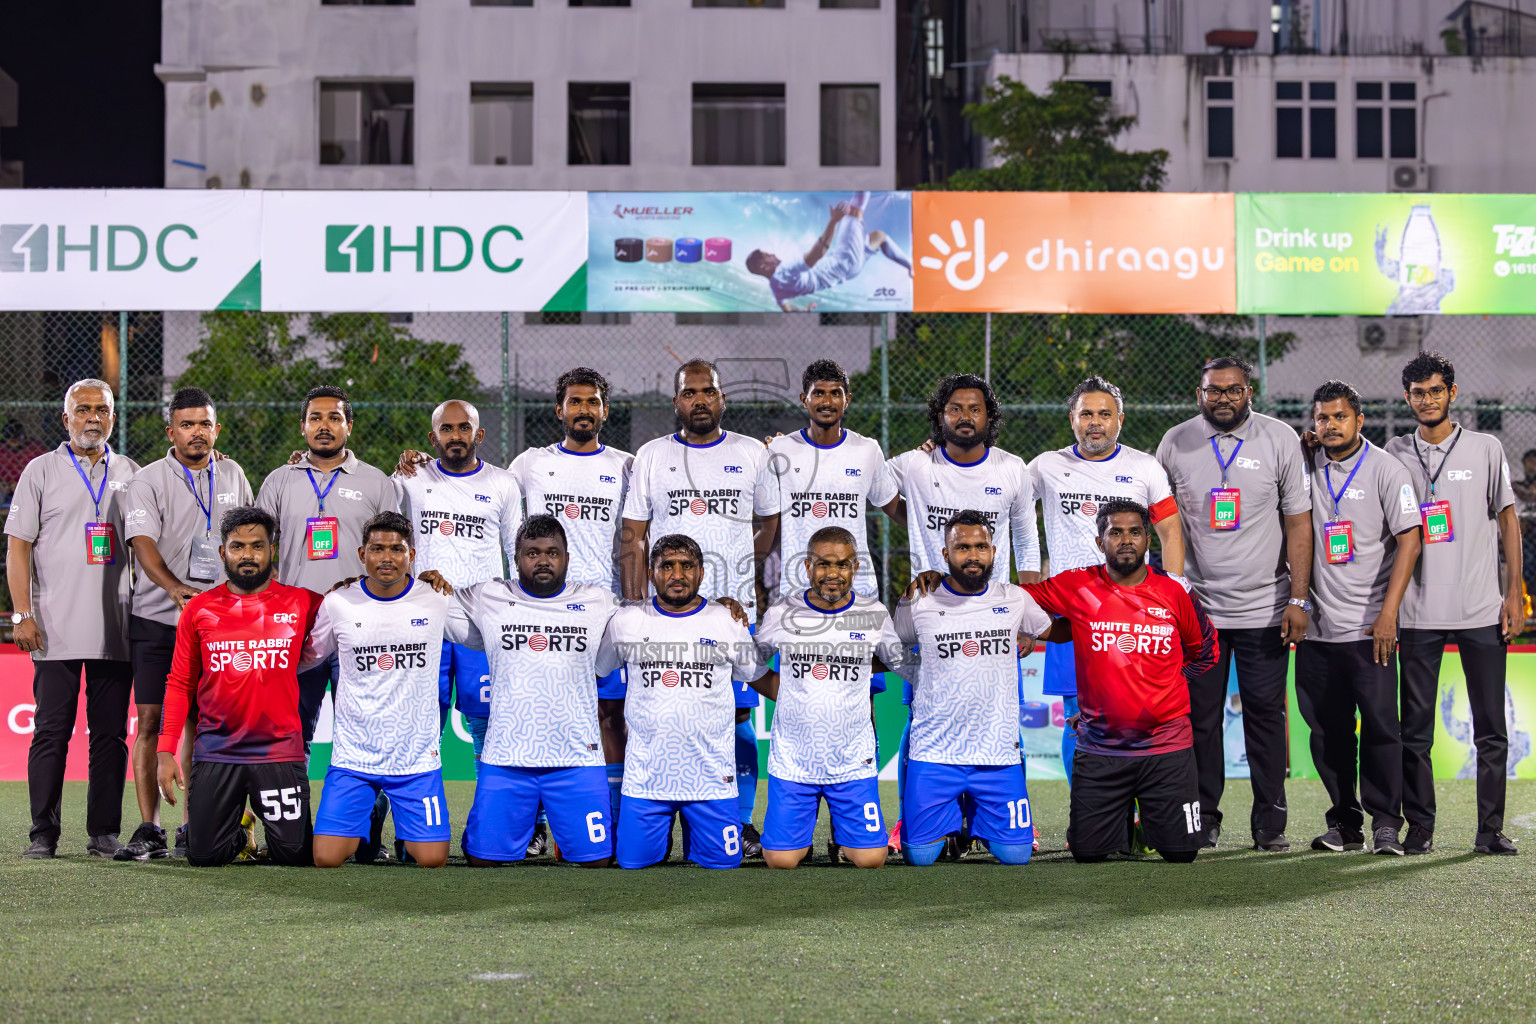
<box><xmin>323</xmin><ymin>0</ymin><xmax>413</xmax><ymax>5</ymax></box>
<box><xmin>471</xmin><ymin>0</ymin><xmax>531</xmax><ymax>5</ymax></box>
<box><xmin>1067</xmin><ymin>79</ymin><xmax>1112</xmax><ymax>98</ymax></box>
<box><xmin>471</xmin><ymin>83</ymin><xmax>533</xmax><ymax>166</ymax></box>
<box><xmin>526</xmin><ymin>312</ymin><xmax>632</xmax><ymax>325</ymax></box>
<box><xmin>319</xmin><ymin>81</ymin><xmax>414</xmax><ymax>165</ymax></box>
<box><xmin>821</xmin><ymin>0</ymin><xmax>879</xmax><ymax>6</ymax></box>
<box><xmin>692</xmin><ymin>84</ymin><xmax>786</xmax><ymax>166</ymax></box>
<box><xmin>570</xmin><ymin>0</ymin><xmax>628</xmax><ymax>6</ymax></box>
<box><xmin>1355</xmin><ymin>81</ymin><xmax>1416</xmax><ymax>160</ymax></box>
<box><xmin>924</xmin><ymin>17</ymin><xmax>945</xmax><ymax>78</ymax></box>
<box><xmin>695</xmin><ymin>0</ymin><xmax>784</xmax><ymax>6</ymax></box>
<box><xmin>820</xmin><ymin>84</ymin><xmax>879</xmax><ymax>166</ymax></box>
<box><xmin>1206</xmin><ymin>79</ymin><xmax>1234</xmax><ymax>159</ymax></box>
<box><xmin>1275</xmin><ymin>80</ymin><xmax>1334</xmax><ymax>159</ymax></box>
<box><xmin>675</xmin><ymin>313</ymin><xmax>772</xmax><ymax>325</ymax></box>
<box><xmin>568</xmin><ymin>83</ymin><xmax>630</xmax><ymax>165</ymax></box>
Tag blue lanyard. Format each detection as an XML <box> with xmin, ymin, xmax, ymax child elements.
<box><xmin>70</xmin><ymin>447</ymin><xmax>110</xmax><ymax>520</ymax></box>
<box><xmin>1324</xmin><ymin>441</ymin><xmax>1369</xmax><ymax>520</ymax></box>
<box><xmin>306</xmin><ymin>468</ymin><xmax>339</xmax><ymax>515</ymax></box>
<box><xmin>182</xmin><ymin>459</ymin><xmax>214</xmax><ymax>533</ymax></box>
<box><xmin>1209</xmin><ymin>435</ymin><xmax>1243</xmax><ymax>487</ymax></box>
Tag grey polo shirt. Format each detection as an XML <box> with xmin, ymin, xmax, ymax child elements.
<box><xmin>256</xmin><ymin>449</ymin><xmax>399</xmax><ymax>594</ymax></box>
<box><xmin>123</xmin><ymin>450</ymin><xmax>255</xmax><ymax>626</ymax></box>
<box><xmin>1385</xmin><ymin>426</ymin><xmax>1516</xmax><ymax>630</ymax></box>
<box><xmin>1156</xmin><ymin>411</ymin><xmax>1312</xmax><ymax>629</ymax></box>
<box><xmin>4</xmin><ymin>443</ymin><xmax>140</xmax><ymax>661</ymax></box>
<box><xmin>1306</xmin><ymin>439</ymin><xmax>1421</xmax><ymax>642</ymax></box>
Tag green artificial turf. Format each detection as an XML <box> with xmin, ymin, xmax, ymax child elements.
<box><xmin>3</xmin><ymin>779</ymin><xmax>1535</xmax><ymax>1023</ymax></box>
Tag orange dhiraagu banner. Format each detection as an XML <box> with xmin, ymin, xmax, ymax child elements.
<box><xmin>912</xmin><ymin>192</ymin><xmax>1237</xmax><ymax>313</ymax></box>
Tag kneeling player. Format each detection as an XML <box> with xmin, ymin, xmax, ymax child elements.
<box><xmin>448</xmin><ymin>515</ymin><xmax>621</xmax><ymax>866</ymax></box>
<box><xmin>753</xmin><ymin>526</ymin><xmax>904</xmax><ymax>868</ymax></box>
<box><xmin>597</xmin><ymin>534</ymin><xmax>765</xmax><ymax>869</ymax></box>
<box><xmin>893</xmin><ymin>511</ymin><xmax>1051</xmax><ymax>866</ymax></box>
<box><xmin>1024</xmin><ymin>500</ymin><xmax>1218</xmax><ymax>863</ymax></box>
<box><xmin>305</xmin><ymin>512</ymin><xmax>452</xmax><ymax>868</ymax></box>
<box><xmin>156</xmin><ymin>506</ymin><xmax>324</xmax><ymax>867</ymax></box>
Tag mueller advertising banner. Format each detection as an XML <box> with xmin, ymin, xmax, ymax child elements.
<box><xmin>912</xmin><ymin>192</ymin><xmax>1237</xmax><ymax>313</ymax></box>
<box><xmin>260</xmin><ymin>190</ymin><xmax>588</xmax><ymax>312</ymax></box>
<box><xmin>586</xmin><ymin>191</ymin><xmax>914</xmax><ymax>313</ymax></box>
<box><xmin>0</xmin><ymin>189</ymin><xmax>262</xmax><ymax>311</ymax></box>
<box><xmin>1238</xmin><ymin>193</ymin><xmax>1536</xmax><ymax>314</ymax></box>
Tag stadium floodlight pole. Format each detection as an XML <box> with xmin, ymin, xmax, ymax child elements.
<box><xmin>880</xmin><ymin>312</ymin><xmax>892</xmax><ymax>604</ymax></box>
<box><xmin>1257</xmin><ymin>315</ymin><xmax>1268</xmax><ymax>414</ymax></box>
<box><xmin>500</xmin><ymin>311</ymin><xmax>510</xmax><ymax>459</ymax></box>
<box><xmin>984</xmin><ymin>313</ymin><xmax>992</xmax><ymax>384</ymax></box>
<box><xmin>117</xmin><ymin>311</ymin><xmax>128</xmax><ymax>454</ymax></box>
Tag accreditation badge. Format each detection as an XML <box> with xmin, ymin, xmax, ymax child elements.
<box><xmin>1420</xmin><ymin>500</ymin><xmax>1454</xmax><ymax>544</ymax></box>
<box><xmin>1323</xmin><ymin>521</ymin><xmax>1354</xmax><ymax>564</ymax></box>
<box><xmin>85</xmin><ymin>522</ymin><xmax>117</xmax><ymax>565</ymax></box>
<box><xmin>186</xmin><ymin>532</ymin><xmax>221</xmax><ymax>582</ymax></box>
<box><xmin>305</xmin><ymin>516</ymin><xmax>340</xmax><ymax>560</ymax></box>
<box><xmin>1209</xmin><ymin>488</ymin><xmax>1240</xmax><ymax>530</ymax></box>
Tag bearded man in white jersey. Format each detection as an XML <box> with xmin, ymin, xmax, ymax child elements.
<box><xmin>306</xmin><ymin>512</ymin><xmax>452</xmax><ymax>869</ymax></box>
<box><xmin>1029</xmin><ymin>376</ymin><xmax>1184</xmax><ymax>786</ymax></box>
<box><xmin>620</xmin><ymin>360</ymin><xmax>776</xmax><ymax>856</ymax></box>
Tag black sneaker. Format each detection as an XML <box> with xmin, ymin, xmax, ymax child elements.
<box><xmin>740</xmin><ymin>822</ymin><xmax>763</xmax><ymax>859</ymax></box>
<box><xmin>354</xmin><ymin>791</ymin><xmax>391</xmax><ymax>864</ymax></box>
<box><xmin>826</xmin><ymin>839</ymin><xmax>845</xmax><ymax>865</ymax></box>
<box><xmin>1474</xmin><ymin>832</ymin><xmax>1518</xmax><ymax>855</ymax></box>
<box><xmin>394</xmin><ymin>839</ymin><xmax>417</xmax><ymax>865</ymax></box>
<box><xmin>85</xmin><ymin>834</ymin><xmax>123</xmax><ymax>858</ymax></box>
<box><xmin>1252</xmin><ymin>831</ymin><xmax>1291</xmax><ymax>853</ymax></box>
<box><xmin>22</xmin><ymin>838</ymin><xmax>56</xmax><ymax>859</ymax></box>
<box><xmin>526</xmin><ymin>823</ymin><xmax>549</xmax><ymax>857</ymax></box>
<box><xmin>1371</xmin><ymin>827</ymin><xmax>1404</xmax><ymax>856</ymax></box>
<box><xmin>1201</xmin><ymin>824</ymin><xmax>1221</xmax><ymax>850</ymax></box>
<box><xmin>1310</xmin><ymin>825</ymin><xmax>1365</xmax><ymax>852</ymax></box>
<box><xmin>114</xmin><ymin>822</ymin><xmax>168</xmax><ymax>861</ymax></box>
<box><xmin>172</xmin><ymin>825</ymin><xmax>188</xmax><ymax>859</ymax></box>
<box><xmin>1403</xmin><ymin>825</ymin><xmax>1434</xmax><ymax>855</ymax></box>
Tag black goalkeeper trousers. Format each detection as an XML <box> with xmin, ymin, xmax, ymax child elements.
<box><xmin>187</xmin><ymin>760</ymin><xmax>313</xmax><ymax>866</ymax></box>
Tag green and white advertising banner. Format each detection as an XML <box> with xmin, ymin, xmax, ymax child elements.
<box><xmin>260</xmin><ymin>190</ymin><xmax>587</xmax><ymax>313</ymax></box>
<box><xmin>0</xmin><ymin>189</ymin><xmax>262</xmax><ymax>310</ymax></box>
<box><xmin>1238</xmin><ymin>192</ymin><xmax>1536</xmax><ymax>314</ymax></box>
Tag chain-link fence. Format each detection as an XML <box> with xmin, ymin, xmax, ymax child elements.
<box><xmin>2</xmin><ymin>308</ymin><xmax>1534</xmax><ymax>616</ymax></box>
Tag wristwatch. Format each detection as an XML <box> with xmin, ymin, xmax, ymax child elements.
<box><xmin>1288</xmin><ymin>598</ymin><xmax>1312</xmax><ymax>613</ymax></box>
<box><xmin>10</xmin><ymin>611</ymin><xmax>31</xmax><ymax>625</ymax></box>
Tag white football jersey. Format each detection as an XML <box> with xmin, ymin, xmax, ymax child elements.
<box><xmin>445</xmin><ymin>580</ymin><xmax>619</xmax><ymax>768</ymax></box>
<box><xmin>763</xmin><ymin>428</ymin><xmax>899</xmax><ymax>601</ymax></box>
<box><xmin>1029</xmin><ymin>444</ymin><xmax>1177</xmax><ymax>575</ymax></box>
<box><xmin>756</xmin><ymin>593</ymin><xmax>905</xmax><ymax>785</ymax></box>
<box><xmin>622</xmin><ymin>431</ymin><xmax>775</xmax><ymax>611</ymax></box>
<box><xmin>886</xmin><ymin>446</ymin><xmax>1039</xmax><ymax>577</ymax></box>
<box><xmin>508</xmin><ymin>442</ymin><xmax>633</xmax><ymax>594</ymax></box>
<box><xmin>305</xmin><ymin>579</ymin><xmax>447</xmax><ymax>776</ymax></box>
<box><xmin>595</xmin><ymin>599</ymin><xmax>763</xmax><ymax>801</ymax></box>
<box><xmin>893</xmin><ymin>580</ymin><xmax>1052</xmax><ymax>765</ymax></box>
<box><xmin>394</xmin><ymin>459</ymin><xmax>523</xmax><ymax>587</ymax></box>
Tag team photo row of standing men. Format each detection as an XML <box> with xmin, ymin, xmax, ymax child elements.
<box><xmin>10</xmin><ymin>348</ymin><xmax>1521</xmax><ymax>868</ymax></box>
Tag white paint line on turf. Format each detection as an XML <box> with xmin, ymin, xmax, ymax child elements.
<box><xmin>470</xmin><ymin>973</ymin><xmax>531</xmax><ymax>981</ymax></box>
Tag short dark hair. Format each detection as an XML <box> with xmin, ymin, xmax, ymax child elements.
<box><xmin>943</xmin><ymin>509</ymin><xmax>995</xmax><ymax>541</ymax></box>
<box><xmin>169</xmin><ymin>386</ymin><xmax>215</xmax><ymax>416</ymax></box>
<box><xmin>1201</xmin><ymin>357</ymin><xmax>1255</xmax><ymax>384</ymax></box>
<box><xmin>2</xmin><ymin>420</ymin><xmax>23</xmax><ymax>440</ymax></box>
<box><xmin>219</xmin><ymin>504</ymin><xmax>278</xmax><ymax>545</ymax></box>
<box><xmin>1095</xmin><ymin>498</ymin><xmax>1150</xmax><ymax>536</ymax></box>
<box><xmin>1312</xmin><ymin>379</ymin><xmax>1363</xmax><ymax>417</ymax></box>
<box><xmin>361</xmin><ymin>510</ymin><xmax>413</xmax><ymax>547</ymax></box>
<box><xmin>556</xmin><ymin>366</ymin><xmax>611</xmax><ymax>407</ymax></box>
<box><xmin>1524</xmin><ymin>449</ymin><xmax>1536</xmax><ymax>463</ymax></box>
<box><xmin>927</xmin><ymin>374</ymin><xmax>1001</xmax><ymax>448</ymax></box>
<box><xmin>801</xmin><ymin>359</ymin><xmax>850</xmax><ymax>396</ymax></box>
<box><xmin>674</xmin><ymin>359</ymin><xmax>720</xmax><ymax>396</ymax></box>
<box><xmin>302</xmin><ymin>385</ymin><xmax>353</xmax><ymax>423</ymax></box>
<box><xmin>650</xmin><ymin>533</ymin><xmax>703</xmax><ymax>569</ymax></box>
<box><xmin>1069</xmin><ymin>375</ymin><xmax>1124</xmax><ymax>414</ymax></box>
<box><xmin>807</xmin><ymin>525</ymin><xmax>857</xmax><ymax>551</ymax></box>
<box><xmin>1402</xmin><ymin>351</ymin><xmax>1455</xmax><ymax>392</ymax></box>
<box><xmin>515</xmin><ymin>513</ymin><xmax>568</xmax><ymax>551</ymax></box>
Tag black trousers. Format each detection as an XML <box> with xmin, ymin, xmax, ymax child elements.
<box><xmin>296</xmin><ymin>652</ymin><xmax>339</xmax><ymax>753</ymax></box>
<box><xmin>1187</xmin><ymin>626</ymin><xmax>1290</xmax><ymax>836</ymax></box>
<box><xmin>28</xmin><ymin>659</ymin><xmax>133</xmax><ymax>844</ymax></box>
<box><xmin>1399</xmin><ymin>625</ymin><xmax>1508</xmax><ymax>836</ymax></box>
<box><xmin>1294</xmin><ymin>640</ymin><xmax>1404</xmax><ymax>833</ymax></box>
<box><xmin>187</xmin><ymin>760</ymin><xmax>313</xmax><ymax>866</ymax></box>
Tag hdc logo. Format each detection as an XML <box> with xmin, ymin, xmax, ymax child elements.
<box><xmin>325</xmin><ymin>224</ymin><xmax>526</xmax><ymax>274</ymax></box>
<box><xmin>1</xmin><ymin>223</ymin><xmax>199</xmax><ymax>273</ymax></box>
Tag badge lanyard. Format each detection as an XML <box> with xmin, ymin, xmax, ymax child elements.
<box><xmin>71</xmin><ymin>447</ymin><xmax>111</xmax><ymax>520</ymax></box>
<box><xmin>1324</xmin><ymin>441</ymin><xmax>1369</xmax><ymax>521</ymax></box>
<box><xmin>1413</xmin><ymin>425</ymin><xmax>1463</xmax><ymax>498</ymax></box>
<box><xmin>1207</xmin><ymin>436</ymin><xmax>1243</xmax><ymax>530</ymax></box>
<box><xmin>1210</xmin><ymin>435</ymin><xmax>1243</xmax><ymax>486</ymax></box>
<box><xmin>1414</xmin><ymin>426</ymin><xmax>1461</xmax><ymax>544</ymax></box>
<box><xmin>306</xmin><ymin>467</ymin><xmax>339</xmax><ymax>514</ymax></box>
<box><xmin>183</xmin><ymin>459</ymin><xmax>215</xmax><ymax>535</ymax></box>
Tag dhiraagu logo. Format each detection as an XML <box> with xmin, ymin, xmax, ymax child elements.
<box><xmin>325</xmin><ymin>224</ymin><xmax>526</xmax><ymax>274</ymax></box>
<box><xmin>0</xmin><ymin>223</ymin><xmax>200</xmax><ymax>273</ymax></box>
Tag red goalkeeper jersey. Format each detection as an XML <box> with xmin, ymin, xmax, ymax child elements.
<box><xmin>1025</xmin><ymin>565</ymin><xmax>1218</xmax><ymax>757</ymax></box>
<box><xmin>157</xmin><ymin>581</ymin><xmax>324</xmax><ymax>764</ymax></box>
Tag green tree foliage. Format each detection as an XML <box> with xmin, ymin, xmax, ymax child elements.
<box><xmin>157</xmin><ymin>312</ymin><xmax>483</xmax><ymax>480</ymax></box>
<box><xmin>935</xmin><ymin>78</ymin><xmax>1168</xmax><ymax>193</ymax></box>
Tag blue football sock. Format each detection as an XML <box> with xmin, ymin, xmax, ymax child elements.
<box><xmin>1062</xmin><ymin>695</ymin><xmax>1079</xmax><ymax>785</ymax></box>
<box><xmin>902</xmin><ymin>840</ymin><xmax>946</xmax><ymax>867</ymax></box>
<box><xmin>896</xmin><ymin>717</ymin><xmax>911</xmax><ymax>814</ymax></box>
<box><xmin>735</xmin><ymin>718</ymin><xmax>758</xmax><ymax>824</ymax></box>
<box><xmin>987</xmin><ymin>841</ymin><xmax>1033</xmax><ymax>865</ymax></box>
<box><xmin>537</xmin><ymin>806</ymin><xmax>548</xmax><ymax>828</ymax></box>
<box><xmin>606</xmin><ymin>763</ymin><xmax>624</xmax><ymax>821</ymax></box>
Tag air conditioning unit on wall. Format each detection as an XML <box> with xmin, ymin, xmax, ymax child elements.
<box><xmin>1390</xmin><ymin>162</ymin><xmax>1431</xmax><ymax>192</ymax></box>
<box><xmin>1358</xmin><ymin>316</ymin><xmax>1424</xmax><ymax>352</ymax></box>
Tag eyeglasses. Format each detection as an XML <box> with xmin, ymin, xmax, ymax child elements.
<box><xmin>1407</xmin><ymin>385</ymin><xmax>1448</xmax><ymax>403</ymax></box>
<box><xmin>1200</xmin><ymin>385</ymin><xmax>1249</xmax><ymax>401</ymax></box>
